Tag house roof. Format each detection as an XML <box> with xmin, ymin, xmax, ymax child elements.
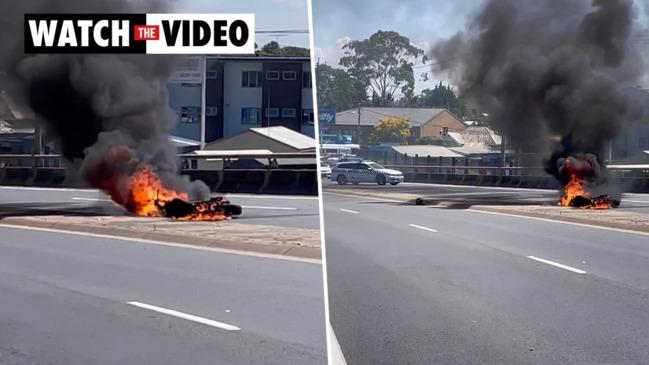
<box><xmin>169</xmin><ymin>135</ymin><xmax>200</xmax><ymax>147</ymax></box>
<box><xmin>250</xmin><ymin>126</ymin><xmax>316</xmax><ymax>151</ymax></box>
<box><xmin>0</xmin><ymin>93</ymin><xmax>34</xmax><ymax>121</ymax></box>
<box><xmin>609</xmin><ymin>150</ymin><xmax>649</xmax><ymax>167</ymax></box>
<box><xmin>391</xmin><ymin>145</ymin><xmax>464</xmax><ymax>158</ymax></box>
<box><xmin>205</xmin><ymin>55</ymin><xmax>310</xmax><ymax>62</ymax></box>
<box><xmin>335</xmin><ymin>107</ymin><xmax>447</xmax><ymax>127</ymax></box>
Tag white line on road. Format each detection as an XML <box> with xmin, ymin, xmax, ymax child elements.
<box><xmin>241</xmin><ymin>205</ymin><xmax>297</xmax><ymax>211</ymax></box>
<box><xmin>468</xmin><ymin>209</ymin><xmax>649</xmax><ymax>237</ymax></box>
<box><xmin>72</xmin><ymin>197</ymin><xmax>113</xmax><ymax>202</ymax></box>
<box><xmin>408</xmin><ymin>224</ymin><xmax>438</xmax><ymax>233</ymax></box>
<box><xmin>0</xmin><ymin>223</ymin><xmax>321</xmax><ymax>264</ymax></box>
<box><xmin>224</xmin><ymin>194</ymin><xmax>318</xmax><ymax>200</ymax></box>
<box><xmin>127</xmin><ymin>301</ymin><xmax>241</xmax><ymax>331</ymax></box>
<box><xmin>324</xmin><ymin>191</ymin><xmax>403</xmax><ymax>203</ymax></box>
<box><xmin>526</xmin><ymin>256</ymin><xmax>586</xmax><ymax>274</ymax></box>
<box><xmin>339</xmin><ymin>209</ymin><xmax>359</xmax><ymax>214</ymax></box>
<box><xmin>0</xmin><ymin>186</ymin><xmax>99</xmax><ymax>192</ymax></box>
<box><xmin>328</xmin><ymin>323</ymin><xmax>347</xmax><ymax>365</ymax></box>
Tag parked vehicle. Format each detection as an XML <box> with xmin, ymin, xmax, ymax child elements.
<box><xmin>331</xmin><ymin>161</ymin><xmax>404</xmax><ymax>185</ymax></box>
<box><xmin>320</xmin><ymin>161</ymin><xmax>332</xmax><ymax>178</ymax></box>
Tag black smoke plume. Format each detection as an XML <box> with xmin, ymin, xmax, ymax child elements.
<box><xmin>0</xmin><ymin>0</ymin><xmax>209</xmax><ymax>204</ymax></box>
<box><xmin>430</xmin><ymin>0</ymin><xmax>646</xmax><ymax>185</ymax></box>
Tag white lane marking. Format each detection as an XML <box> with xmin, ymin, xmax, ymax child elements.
<box><xmin>241</xmin><ymin>205</ymin><xmax>297</xmax><ymax>211</ymax></box>
<box><xmin>127</xmin><ymin>302</ymin><xmax>240</xmax><ymax>331</ymax></box>
<box><xmin>224</xmin><ymin>194</ymin><xmax>318</xmax><ymax>200</ymax></box>
<box><xmin>72</xmin><ymin>197</ymin><xmax>113</xmax><ymax>202</ymax></box>
<box><xmin>468</xmin><ymin>209</ymin><xmax>649</xmax><ymax>237</ymax></box>
<box><xmin>526</xmin><ymin>256</ymin><xmax>586</xmax><ymax>274</ymax></box>
<box><xmin>0</xmin><ymin>223</ymin><xmax>321</xmax><ymax>264</ymax></box>
<box><xmin>409</xmin><ymin>224</ymin><xmax>438</xmax><ymax>233</ymax></box>
<box><xmin>622</xmin><ymin>200</ymin><xmax>649</xmax><ymax>204</ymax></box>
<box><xmin>324</xmin><ymin>191</ymin><xmax>403</xmax><ymax>203</ymax></box>
<box><xmin>399</xmin><ymin>182</ymin><xmax>553</xmax><ymax>193</ymax></box>
<box><xmin>339</xmin><ymin>209</ymin><xmax>359</xmax><ymax>214</ymax></box>
<box><xmin>0</xmin><ymin>186</ymin><xmax>99</xmax><ymax>193</ymax></box>
<box><xmin>328</xmin><ymin>323</ymin><xmax>347</xmax><ymax>365</ymax></box>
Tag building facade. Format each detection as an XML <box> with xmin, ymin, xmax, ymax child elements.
<box><xmin>325</xmin><ymin>107</ymin><xmax>467</xmax><ymax>145</ymax></box>
<box><xmin>167</xmin><ymin>55</ymin><xmax>314</xmax><ymax>147</ymax></box>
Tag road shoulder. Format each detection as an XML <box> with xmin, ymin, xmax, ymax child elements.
<box><xmin>324</xmin><ymin>187</ymin><xmax>649</xmax><ymax>235</ymax></box>
<box><xmin>0</xmin><ymin>215</ymin><xmax>322</xmax><ymax>260</ymax></box>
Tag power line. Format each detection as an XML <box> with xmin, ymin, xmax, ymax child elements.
<box><xmin>256</xmin><ymin>29</ymin><xmax>309</xmax><ymax>34</ymax></box>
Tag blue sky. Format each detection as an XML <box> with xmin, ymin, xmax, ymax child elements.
<box><xmin>312</xmin><ymin>0</ymin><xmax>649</xmax><ymax>91</ymax></box>
<box><xmin>175</xmin><ymin>0</ymin><xmax>311</xmax><ymax>48</ymax></box>
<box><xmin>312</xmin><ymin>0</ymin><xmax>487</xmax><ymax>91</ymax></box>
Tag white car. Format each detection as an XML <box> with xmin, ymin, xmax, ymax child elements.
<box><xmin>331</xmin><ymin>161</ymin><xmax>404</xmax><ymax>185</ymax></box>
<box><xmin>320</xmin><ymin>161</ymin><xmax>332</xmax><ymax>178</ymax></box>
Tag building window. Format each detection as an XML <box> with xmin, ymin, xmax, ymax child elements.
<box><xmin>242</xmin><ymin>71</ymin><xmax>261</xmax><ymax>87</ymax></box>
<box><xmin>282</xmin><ymin>108</ymin><xmax>297</xmax><ymax>118</ymax></box>
<box><xmin>190</xmin><ymin>159</ymin><xmax>198</xmax><ymax>169</ymax></box>
<box><xmin>302</xmin><ymin>109</ymin><xmax>314</xmax><ymax>125</ymax></box>
<box><xmin>640</xmin><ymin>137</ymin><xmax>649</xmax><ymax>149</ymax></box>
<box><xmin>266</xmin><ymin>71</ymin><xmax>280</xmax><ymax>80</ymax></box>
<box><xmin>241</xmin><ymin>108</ymin><xmax>262</xmax><ymax>125</ymax></box>
<box><xmin>303</xmin><ymin>72</ymin><xmax>312</xmax><ymax>88</ymax></box>
<box><xmin>206</xmin><ymin>107</ymin><xmax>218</xmax><ymax>116</ymax></box>
<box><xmin>265</xmin><ymin>107</ymin><xmax>279</xmax><ymax>118</ymax></box>
<box><xmin>206</xmin><ymin>70</ymin><xmax>218</xmax><ymax>79</ymax></box>
<box><xmin>283</xmin><ymin>71</ymin><xmax>297</xmax><ymax>80</ymax></box>
<box><xmin>442</xmin><ymin>127</ymin><xmax>449</xmax><ymax>135</ymax></box>
<box><xmin>180</xmin><ymin>106</ymin><xmax>201</xmax><ymax>123</ymax></box>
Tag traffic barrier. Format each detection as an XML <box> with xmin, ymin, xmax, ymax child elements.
<box><xmin>0</xmin><ymin>153</ymin><xmax>318</xmax><ymax>195</ymax></box>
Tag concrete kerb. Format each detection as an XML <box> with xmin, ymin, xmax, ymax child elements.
<box><xmin>324</xmin><ymin>187</ymin><xmax>649</xmax><ymax>234</ymax></box>
<box><xmin>0</xmin><ymin>216</ymin><xmax>322</xmax><ymax>260</ymax></box>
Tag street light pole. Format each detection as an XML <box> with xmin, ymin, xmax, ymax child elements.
<box><xmin>357</xmin><ymin>106</ymin><xmax>361</xmax><ymax>145</ymax></box>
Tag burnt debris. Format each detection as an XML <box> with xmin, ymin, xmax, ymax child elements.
<box><xmin>159</xmin><ymin>197</ymin><xmax>242</xmax><ymax>219</ymax></box>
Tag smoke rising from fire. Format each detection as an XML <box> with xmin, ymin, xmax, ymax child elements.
<box><xmin>0</xmin><ymin>0</ymin><xmax>210</xmax><ymax>206</ymax></box>
<box><xmin>429</xmin><ymin>0</ymin><xmax>647</xmax><ymax>183</ymax></box>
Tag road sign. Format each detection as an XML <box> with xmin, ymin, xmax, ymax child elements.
<box><xmin>319</xmin><ymin>109</ymin><xmax>336</xmax><ymax>125</ymax></box>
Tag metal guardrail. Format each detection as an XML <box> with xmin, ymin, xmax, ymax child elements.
<box><xmin>383</xmin><ymin>164</ymin><xmax>649</xmax><ymax>176</ymax></box>
<box><xmin>0</xmin><ymin>153</ymin><xmax>319</xmax><ymax>195</ymax></box>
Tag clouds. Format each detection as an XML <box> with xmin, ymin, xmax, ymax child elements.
<box><xmin>174</xmin><ymin>0</ymin><xmax>310</xmax><ymax>47</ymax></box>
<box><xmin>315</xmin><ymin>36</ymin><xmax>350</xmax><ymax>66</ymax></box>
<box><xmin>312</xmin><ymin>0</ymin><xmax>486</xmax><ymax>90</ymax></box>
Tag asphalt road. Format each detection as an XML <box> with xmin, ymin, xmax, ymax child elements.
<box><xmin>0</xmin><ymin>226</ymin><xmax>326</xmax><ymax>364</ymax></box>
<box><xmin>323</xmin><ymin>180</ymin><xmax>649</xmax><ymax>213</ymax></box>
<box><xmin>324</xmin><ymin>189</ymin><xmax>649</xmax><ymax>364</ymax></box>
<box><xmin>0</xmin><ymin>186</ymin><xmax>320</xmax><ymax>229</ymax></box>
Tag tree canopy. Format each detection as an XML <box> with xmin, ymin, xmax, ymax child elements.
<box><xmin>257</xmin><ymin>41</ymin><xmax>310</xmax><ymax>57</ymax></box>
<box><xmin>412</xmin><ymin>82</ymin><xmax>468</xmax><ymax>119</ymax></box>
<box><xmin>339</xmin><ymin>30</ymin><xmax>427</xmax><ymax>106</ymax></box>
<box><xmin>316</xmin><ymin>63</ymin><xmax>368</xmax><ymax>111</ymax></box>
<box><xmin>371</xmin><ymin>115</ymin><xmax>411</xmax><ymax>144</ymax></box>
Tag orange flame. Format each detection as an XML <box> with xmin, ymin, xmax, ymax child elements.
<box><xmin>177</xmin><ymin>199</ymin><xmax>230</xmax><ymax>221</ymax></box>
<box><xmin>126</xmin><ymin>166</ymin><xmax>188</xmax><ymax>216</ymax></box>
<box><xmin>558</xmin><ymin>174</ymin><xmax>612</xmax><ymax>209</ymax></box>
<box><xmin>108</xmin><ymin>166</ymin><xmax>227</xmax><ymax>221</ymax></box>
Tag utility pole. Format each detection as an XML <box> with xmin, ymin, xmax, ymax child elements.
<box><xmin>357</xmin><ymin>106</ymin><xmax>361</xmax><ymax>145</ymax></box>
<box><xmin>200</xmin><ymin>56</ymin><xmax>206</xmax><ymax>150</ymax></box>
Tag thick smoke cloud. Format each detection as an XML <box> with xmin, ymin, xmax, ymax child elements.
<box><xmin>0</xmin><ymin>0</ymin><xmax>209</xmax><ymax>201</ymax></box>
<box><xmin>430</xmin><ymin>0</ymin><xmax>646</xmax><ymax>183</ymax></box>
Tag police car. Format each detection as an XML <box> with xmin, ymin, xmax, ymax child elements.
<box><xmin>320</xmin><ymin>161</ymin><xmax>332</xmax><ymax>178</ymax></box>
<box><xmin>331</xmin><ymin>161</ymin><xmax>404</xmax><ymax>185</ymax></box>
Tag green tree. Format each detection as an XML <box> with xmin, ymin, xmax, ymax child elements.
<box><xmin>316</xmin><ymin>63</ymin><xmax>368</xmax><ymax>111</ymax></box>
<box><xmin>414</xmin><ymin>136</ymin><xmax>444</xmax><ymax>145</ymax></box>
<box><xmin>371</xmin><ymin>115</ymin><xmax>411</xmax><ymax>144</ymax></box>
<box><xmin>258</xmin><ymin>41</ymin><xmax>310</xmax><ymax>57</ymax></box>
<box><xmin>414</xmin><ymin>82</ymin><xmax>468</xmax><ymax>119</ymax></box>
<box><xmin>339</xmin><ymin>30</ymin><xmax>427</xmax><ymax>106</ymax></box>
